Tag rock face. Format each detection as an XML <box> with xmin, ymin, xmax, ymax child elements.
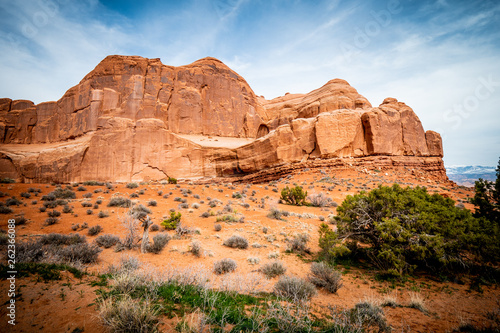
<box><xmin>0</xmin><ymin>55</ymin><xmax>445</xmax><ymax>182</ymax></box>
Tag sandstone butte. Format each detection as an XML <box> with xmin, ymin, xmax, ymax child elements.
<box><xmin>0</xmin><ymin>55</ymin><xmax>445</xmax><ymax>183</ymax></box>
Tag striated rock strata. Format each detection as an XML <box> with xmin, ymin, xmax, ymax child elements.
<box><xmin>0</xmin><ymin>55</ymin><xmax>445</xmax><ymax>183</ymax></box>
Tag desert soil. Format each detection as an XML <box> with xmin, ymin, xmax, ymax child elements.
<box><xmin>0</xmin><ymin>166</ymin><xmax>498</xmax><ymax>332</ymax></box>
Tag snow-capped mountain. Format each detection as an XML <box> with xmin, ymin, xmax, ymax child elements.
<box><xmin>445</xmin><ymin>165</ymin><xmax>497</xmax><ymax>186</ymax></box>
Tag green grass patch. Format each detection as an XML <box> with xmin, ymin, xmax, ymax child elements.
<box><xmin>0</xmin><ymin>263</ymin><xmax>84</xmax><ymax>281</ymax></box>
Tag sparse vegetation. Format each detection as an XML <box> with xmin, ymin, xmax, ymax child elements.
<box><xmin>214</xmin><ymin>258</ymin><xmax>237</xmax><ymax>274</ymax></box>
<box><xmin>408</xmin><ymin>292</ymin><xmax>427</xmax><ymax>312</ymax></box>
<box><xmin>120</xmin><ymin>215</ymin><xmax>140</xmax><ymax>250</ymax></box>
<box><xmin>287</xmin><ymin>233</ymin><xmax>310</xmax><ymax>253</ymax></box>
<box><xmin>95</xmin><ymin>234</ymin><xmax>120</xmax><ymax>248</ymax></box>
<box><xmin>98</xmin><ymin>295</ymin><xmax>160</xmax><ymax>333</ymax></box>
<box><xmin>0</xmin><ymin>205</ymin><xmax>13</xmax><ymax>214</ymax></box>
<box><xmin>5</xmin><ymin>164</ymin><xmax>500</xmax><ymax>332</ymax></box>
<box><xmin>274</xmin><ymin>275</ymin><xmax>317</xmax><ymax>302</ymax></box>
<box><xmin>189</xmin><ymin>240</ymin><xmax>202</xmax><ymax>257</ymax></box>
<box><xmin>129</xmin><ymin>204</ymin><xmax>152</xmax><ymax>220</ymax></box>
<box><xmin>349</xmin><ymin>301</ymin><xmax>390</xmax><ymax>332</ymax></box>
<box><xmin>280</xmin><ymin>185</ymin><xmax>308</xmax><ymax>206</ymax></box>
<box><xmin>308</xmin><ymin>192</ymin><xmax>333</xmax><ymax>207</ymax></box>
<box><xmin>38</xmin><ymin>233</ymin><xmax>86</xmax><ymax>246</ymax></box>
<box><xmin>45</xmin><ymin>217</ymin><xmax>59</xmax><ymax>225</ymax></box>
<box><xmin>147</xmin><ymin>233</ymin><xmax>171</xmax><ymax>254</ymax></box>
<box><xmin>260</xmin><ymin>261</ymin><xmax>287</xmax><ymax>279</ymax></box>
<box><xmin>267</xmin><ymin>207</ymin><xmax>286</xmax><ymax>220</ymax></box>
<box><xmin>307</xmin><ymin>262</ymin><xmax>342</xmax><ymax>293</ymax></box>
<box><xmin>83</xmin><ymin>180</ymin><xmax>105</xmax><ymax>186</ymax></box>
<box><xmin>98</xmin><ymin>210</ymin><xmax>110</xmax><ymax>218</ymax></box>
<box><xmin>88</xmin><ymin>225</ymin><xmax>103</xmax><ymax>236</ymax></box>
<box><xmin>16</xmin><ymin>234</ymin><xmax>101</xmax><ymax>264</ymax></box>
<box><xmin>223</xmin><ymin>235</ymin><xmax>249</xmax><ymax>249</ymax></box>
<box><xmin>107</xmin><ymin>196</ymin><xmax>132</xmax><ymax>208</ymax></box>
<box><xmin>49</xmin><ymin>188</ymin><xmax>76</xmax><ymax>199</ymax></box>
<box><xmin>216</xmin><ymin>214</ymin><xmax>238</xmax><ymax>223</ymax></box>
<box><xmin>126</xmin><ymin>182</ymin><xmax>139</xmax><ymax>189</ymax></box>
<box><xmin>161</xmin><ymin>211</ymin><xmax>181</xmax><ymax>230</ymax></box>
<box><xmin>6</xmin><ymin>197</ymin><xmax>22</xmax><ymax>206</ymax></box>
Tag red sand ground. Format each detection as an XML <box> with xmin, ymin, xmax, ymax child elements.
<box><xmin>0</xmin><ymin>166</ymin><xmax>498</xmax><ymax>332</ymax></box>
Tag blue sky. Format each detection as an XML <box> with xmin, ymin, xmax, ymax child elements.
<box><xmin>0</xmin><ymin>0</ymin><xmax>499</xmax><ymax>166</ymax></box>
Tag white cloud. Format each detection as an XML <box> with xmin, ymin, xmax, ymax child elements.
<box><xmin>0</xmin><ymin>0</ymin><xmax>498</xmax><ymax>165</ymax></box>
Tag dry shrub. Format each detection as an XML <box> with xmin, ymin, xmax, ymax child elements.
<box><xmin>260</xmin><ymin>261</ymin><xmax>287</xmax><ymax>279</ymax></box>
<box><xmin>214</xmin><ymin>258</ymin><xmax>237</xmax><ymax>275</ymax></box>
<box><xmin>120</xmin><ymin>215</ymin><xmax>140</xmax><ymax>250</ymax></box>
<box><xmin>273</xmin><ymin>275</ymin><xmax>317</xmax><ymax>302</ymax></box>
<box><xmin>307</xmin><ymin>262</ymin><xmax>343</xmax><ymax>293</ymax></box>
<box><xmin>108</xmin><ymin>196</ymin><xmax>132</xmax><ymax>208</ymax></box>
<box><xmin>95</xmin><ymin>234</ymin><xmax>120</xmax><ymax>248</ymax></box>
<box><xmin>88</xmin><ymin>225</ymin><xmax>103</xmax><ymax>236</ymax></box>
<box><xmin>287</xmin><ymin>233</ymin><xmax>310</xmax><ymax>253</ymax></box>
<box><xmin>189</xmin><ymin>240</ymin><xmax>202</xmax><ymax>257</ymax></box>
<box><xmin>308</xmin><ymin>192</ymin><xmax>333</xmax><ymax>207</ymax></box>
<box><xmin>223</xmin><ymin>235</ymin><xmax>248</xmax><ymax>249</ymax></box>
<box><xmin>98</xmin><ymin>295</ymin><xmax>160</xmax><ymax>333</ymax></box>
<box><xmin>147</xmin><ymin>233</ymin><xmax>171</xmax><ymax>254</ymax></box>
<box><xmin>408</xmin><ymin>292</ymin><xmax>427</xmax><ymax>312</ymax></box>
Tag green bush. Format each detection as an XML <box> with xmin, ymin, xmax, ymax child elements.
<box><xmin>280</xmin><ymin>186</ymin><xmax>308</xmax><ymax>206</ymax></box>
<box><xmin>168</xmin><ymin>177</ymin><xmax>177</xmax><ymax>184</ymax></box>
<box><xmin>327</xmin><ymin>184</ymin><xmax>499</xmax><ymax>277</ymax></box>
<box><xmin>470</xmin><ymin>156</ymin><xmax>499</xmax><ymax>225</ymax></box>
<box><xmin>161</xmin><ymin>211</ymin><xmax>181</xmax><ymax>230</ymax></box>
<box><xmin>318</xmin><ymin>223</ymin><xmax>350</xmax><ymax>261</ymax></box>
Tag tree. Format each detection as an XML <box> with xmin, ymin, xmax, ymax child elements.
<box><xmin>329</xmin><ymin>184</ymin><xmax>497</xmax><ymax>277</ymax></box>
<box><xmin>280</xmin><ymin>186</ymin><xmax>308</xmax><ymax>206</ymax></box>
<box><xmin>470</xmin><ymin>156</ymin><xmax>500</xmax><ymax>225</ymax></box>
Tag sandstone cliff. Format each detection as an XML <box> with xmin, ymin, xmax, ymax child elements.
<box><xmin>0</xmin><ymin>55</ymin><xmax>444</xmax><ymax>182</ymax></box>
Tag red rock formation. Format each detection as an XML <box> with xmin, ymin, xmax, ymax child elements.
<box><xmin>0</xmin><ymin>55</ymin><xmax>445</xmax><ymax>183</ymax></box>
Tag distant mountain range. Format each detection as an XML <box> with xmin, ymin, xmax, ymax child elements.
<box><xmin>446</xmin><ymin>165</ymin><xmax>497</xmax><ymax>186</ymax></box>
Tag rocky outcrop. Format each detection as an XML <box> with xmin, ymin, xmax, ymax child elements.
<box><xmin>0</xmin><ymin>55</ymin><xmax>445</xmax><ymax>183</ymax></box>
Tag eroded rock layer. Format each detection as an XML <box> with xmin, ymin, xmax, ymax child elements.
<box><xmin>0</xmin><ymin>55</ymin><xmax>445</xmax><ymax>183</ymax></box>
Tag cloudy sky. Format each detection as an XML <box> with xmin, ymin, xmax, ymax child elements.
<box><xmin>0</xmin><ymin>0</ymin><xmax>499</xmax><ymax>167</ymax></box>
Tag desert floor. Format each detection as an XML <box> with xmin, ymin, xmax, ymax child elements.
<box><xmin>0</xmin><ymin>165</ymin><xmax>498</xmax><ymax>332</ymax></box>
